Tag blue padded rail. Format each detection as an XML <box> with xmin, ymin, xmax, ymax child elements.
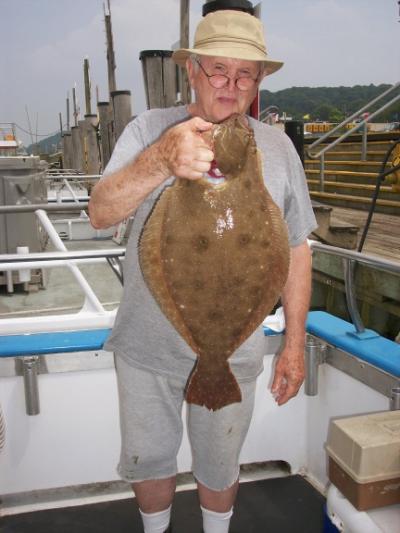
<box><xmin>306</xmin><ymin>311</ymin><xmax>400</xmax><ymax>377</ymax></box>
<box><xmin>0</xmin><ymin>329</ymin><xmax>111</xmax><ymax>358</ymax></box>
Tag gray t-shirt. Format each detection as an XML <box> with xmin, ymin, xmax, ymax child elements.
<box><xmin>103</xmin><ymin>106</ymin><xmax>317</xmax><ymax>383</ymax></box>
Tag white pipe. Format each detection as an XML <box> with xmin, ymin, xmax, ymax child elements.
<box><xmin>35</xmin><ymin>210</ymin><xmax>105</xmax><ymax>313</ymax></box>
<box><xmin>16</xmin><ymin>246</ymin><xmax>31</xmax><ymax>283</ymax></box>
<box><xmin>0</xmin><ymin>258</ymin><xmax>108</xmax><ymax>271</ymax></box>
<box><xmin>45</xmin><ymin>174</ymin><xmax>101</xmax><ymax>179</ymax></box>
<box><xmin>0</xmin><ymin>248</ymin><xmax>124</xmax><ymax>262</ymax></box>
<box><xmin>0</xmin><ymin>310</ymin><xmax>116</xmax><ymax>335</ymax></box>
<box><xmin>5</xmin><ymin>270</ymin><xmax>13</xmax><ymax>293</ymax></box>
<box><xmin>62</xmin><ymin>178</ymin><xmax>81</xmax><ymax>204</ymax></box>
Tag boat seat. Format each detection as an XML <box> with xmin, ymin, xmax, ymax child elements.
<box><xmin>306</xmin><ymin>311</ymin><xmax>400</xmax><ymax>377</ymax></box>
<box><xmin>1</xmin><ymin>326</ymin><xmax>278</xmax><ymax>358</ymax></box>
<box><xmin>0</xmin><ymin>329</ymin><xmax>111</xmax><ymax>358</ymax></box>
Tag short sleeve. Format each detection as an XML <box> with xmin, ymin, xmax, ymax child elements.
<box><xmin>282</xmin><ymin>135</ymin><xmax>318</xmax><ymax>246</ymax></box>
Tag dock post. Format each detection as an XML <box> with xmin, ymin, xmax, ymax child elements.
<box><xmin>71</xmin><ymin>124</ymin><xmax>84</xmax><ymax>171</ymax></box>
<box><xmin>111</xmin><ymin>90</ymin><xmax>132</xmax><ymax>142</ymax></box>
<box><xmin>140</xmin><ymin>50</ymin><xmax>178</xmax><ymax>109</ymax></box>
<box><xmin>97</xmin><ymin>101</ymin><xmax>113</xmax><ymax>170</ymax></box>
<box><xmin>179</xmin><ymin>0</ymin><xmax>191</xmax><ymax>104</ymax></box>
<box><xmin>62</xmin><ymin>131</ymin><xmax>73</xmax><ymax>170</ymax></box>
<box><xmin>83</xmin><ymin>114</ymin><xmax>100</xmax><ymax>175</ymax></box>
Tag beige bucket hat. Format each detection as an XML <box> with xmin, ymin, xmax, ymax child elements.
<box><xmin>172</xmin><ymin>10</ymin><xmax>283</xmax><ymax>76</ymax></box>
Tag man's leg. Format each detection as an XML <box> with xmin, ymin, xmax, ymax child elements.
<box><xmin>188</xmin><ymin>379</ymin><xmax>257</xmax><ymax>532</ymax></box>
<box><xmin>132</xmin><ymin>476</ymin><xmax>176</xmax><ymax>512</ymax></box>
<box><xmin>133</xmin><ymin>477</ymin><xmax>176</xmax><ymax>533</ymax></box>
<box><xmin>197</xmin><ymin>478</ymin><xmax>239</xmax><ymax>512</ymax></box>
<box><xmin>115</xmin><ymin>355</ymin><xmax>186</xmax><ymax>532</ymax></box>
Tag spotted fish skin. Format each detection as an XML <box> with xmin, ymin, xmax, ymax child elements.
<box><xmin>139</xmin><ymin>115</ymin><xmax>290</xmax><ymax>410</ymax></box>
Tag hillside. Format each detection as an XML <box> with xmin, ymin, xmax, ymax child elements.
<box><xmin>260</xmin><ymin>83</ymin><xmax>399</xmax><ymax>122</ymax></box>
<box><xmin>26</xmin><ymin>131</ymin><xmax>61</xmax><ymax>155</ymax></box>
<box><xmin>28</xmin><ymin>85</ymin><xmax>399</xmax><ymax>154</ymax></box>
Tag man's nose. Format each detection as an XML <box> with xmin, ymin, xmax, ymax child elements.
<box><xmin>225</xmin><ymin>76</ymin><xmax>237</xmax><ymax>91</ymax></box>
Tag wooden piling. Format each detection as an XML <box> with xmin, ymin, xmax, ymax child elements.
<box><xmin>104</xmin><ymin>1</ymin><xmax>117</xmax><ymax>97</ymax></box>
<box><xmin>97</xmin><ymin>101</ymin><xmax>113</xmax><ymax>171</ymax></box>
<box><xmin>71</xmin><ymin>124</ymin><xmax>84</xmax><ymax>171</ymax></box>
<box><xmin>82</xmin><ymin>114</ymin><xmax>99</xmax><ymax>175</ymax></box>
<box><xmin>140</xmin><ymin>51</ymin><xmax>178</xmax><ymax>109</ymax></box>
<box><xmin>66</xmin><ymin>95</ymin><xmax>70</xmax><ymax>131</ymax></box>
<box><xmin>179</xmin><ymin>0</ymin><xmax>191</xmax><ymax>104</ymax></box>
<box><xmin>72</xmin><ymin>87</ymin><xmax>78</xmax><ymax>127</ymax></box>
<box><xmin>62</xmin><ymin>132</ymin><xmax>73</xmax><ymax>169</ymax></box>
<box><xmin>83</xmin><ymin>58</ymin><xmax>92</xmax><ymax>115</ymax></box>
<box><xmin>111</xmin><ymin>90</ymin><xmax>132</xmax><ymax>142</ymax></box>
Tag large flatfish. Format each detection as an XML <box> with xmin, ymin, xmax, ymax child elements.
<box><xmin>139</xmin><ymin>114</ymin><xmax>290</xmax><ymax>410</ymax></box>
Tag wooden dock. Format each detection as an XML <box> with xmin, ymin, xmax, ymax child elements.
<box><xmin>326</xmin><ymin>206</ymin><xmax>400</xmax><ymax>263</ymax></box>
<box><xmin>310</xmin><ymin>206</ymin><xmax>400</xmax><ymax>339</ymax></box>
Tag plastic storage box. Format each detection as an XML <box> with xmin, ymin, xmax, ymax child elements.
<box><xmin>326</xmin><ymin>410</ymin><xmax>400</xmax><ymax>510</ymax></box>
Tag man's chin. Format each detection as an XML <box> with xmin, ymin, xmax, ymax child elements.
<box><xmin>212</xmin><ymin>108</ymin><xmax>239</xmax><ymax>124</ymax></box>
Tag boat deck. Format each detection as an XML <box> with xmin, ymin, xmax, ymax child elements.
<box><xmin>0</xmin><ymin>238</ymin><xmax>123</xmax><ymax>318</ymax></box>
<box><xmin>2</xmin><ymin>475</ymin><xmax>325</xmax><ymax>533</ymax></box>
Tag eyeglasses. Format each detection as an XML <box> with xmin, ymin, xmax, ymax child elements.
<box><xmin>195</xmin><ymin>59</ymin><xmax>259</xmax><ymax>91</ymax></box>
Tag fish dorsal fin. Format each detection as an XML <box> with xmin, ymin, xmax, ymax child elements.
<box><xmin>139</xmin><ymin>188</ymin><xmax>199</xmax><ymax>355</ymax></box>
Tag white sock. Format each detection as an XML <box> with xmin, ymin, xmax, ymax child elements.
<box><xmin>139</xmin><ymin>505</ymin><xmax>171</xmax><ymax>533</ymax></box>
<box><xmin>201</xmin><ymin>505</ymin><xmax>233</xmax><ymax>533</ymax></box>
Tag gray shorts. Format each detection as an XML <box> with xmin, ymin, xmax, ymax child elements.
<box><xmin>115</xmin><ymin>353</ymin><xmax>257</xmax><ymax>491</ymax></box>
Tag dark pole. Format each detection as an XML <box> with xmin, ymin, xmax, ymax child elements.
<box><xmin>105</xmin><ymin>0</ymin><xmax>117</xmax><ymax>97</ymax></box>
<box><xmin>180</xmin><ymin>0</ymin><xmax>191</xmax><ymax>104</ymax></box>
<box><xmin>202</xmin><ymin>0</ymin><xmax>254</xmax><ymax>15</ymax></box>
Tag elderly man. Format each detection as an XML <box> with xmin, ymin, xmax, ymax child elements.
<box><xmin>89</xmin><ymin>9</ymin><xmax>316</xmax><ymax>533</ymax></box>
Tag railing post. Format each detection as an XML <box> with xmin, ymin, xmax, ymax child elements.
<box><xmin>320</xmin><ymin>153</ymin><xmax>325</xmax><ymax>191</ymax></box>
<box><xmin>22</xmin><ymin>356</ymin><xmax>40</xmax><ymax>416</ymax></box>
<box><xmin>343</xmin><ymin>258</ymin><xmax>365</xmax><ymax>334</ymax></box>
<box><xmin>304</xmin><ymin>335</ymin><xmax>325</xmax><ymax>396</ymax></box>
<box><xmin>361</xmin><ymin>122</ymin><xmax>368</xmax><ymax>161</ymax></box>
<box><xmin>390</xmin><ymin>387</ymin><xmax>400</xmax><ymax>410</ymax></box>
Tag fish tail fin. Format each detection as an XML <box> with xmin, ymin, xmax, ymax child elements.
<box><xmin>185</xmin><ymin>360</ymin><xmax>242</xmax><ymax>411</ymax></box>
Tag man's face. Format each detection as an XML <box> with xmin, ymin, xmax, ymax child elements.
<box><xmin>187</xmin><ymin>56</ymin><xmax>262</xmax><ymax>123</ymax></box>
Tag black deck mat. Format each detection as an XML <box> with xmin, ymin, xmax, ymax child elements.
<box><xmin>3</xmin><ymin>475</ymin><xmax>325</xmax><ymax>532</ymax></box>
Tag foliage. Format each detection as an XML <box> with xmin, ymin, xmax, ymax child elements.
<box><xmin>26</xmin><ymin>132</ymin><xmax>61</xmax><ymax>155</ymax></box>
<box><xmin>260</xmin><ymin>84</ymin><xmax>399</xmax><ymax>123</ymax></box>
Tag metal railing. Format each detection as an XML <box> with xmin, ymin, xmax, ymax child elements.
<box><xmin>0</xmin><ymin>208</ymin><xmax>124</xmax><ymax>334</ymax></box>
<box><xmin>1</xmin><ymin>236</ymin><xmax>398</xmax><ymax>337</ymax></box>
<box><xmin>307</xmin><ymin>82</ymin><xmax>400</xmax><ymax>190</ymax></box>
<box><xmin>309</xmin><ymin>239</ymin><xmax>400</xmax><ymax>334</ymax></box>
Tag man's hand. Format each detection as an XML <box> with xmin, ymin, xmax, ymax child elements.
<box><xmin>271</xmin><ymin>346</ymin><xmax>305</xmax><ymax>406</ymax></box>
<box><xmin>157</xmin><ymin>117</ymin><xmax>214</xmax><ymax>180</ymax></box>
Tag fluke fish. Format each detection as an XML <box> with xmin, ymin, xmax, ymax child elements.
<box><xmin>139</xmin><ymin>114</ymin><xmax>290</xmax><ymax>410</ymax></box>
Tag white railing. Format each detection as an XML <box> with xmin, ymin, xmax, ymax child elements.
<box><xmin>0</xmin><ymin>210</ymin><xmax>124</xmax><ymax>335</ymax></box>
<box><xmin>307</xmin><ymin>82</ymin><xmax>400</xmax><ymax>189</ymax></box>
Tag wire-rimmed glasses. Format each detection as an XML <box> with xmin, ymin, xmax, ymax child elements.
<box><xmin>195</xmin><ymin>59</ymin><xmax>259</xmax><ymax>91</ymax></box>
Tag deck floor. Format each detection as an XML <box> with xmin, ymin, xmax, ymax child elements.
<box><xmin>329</xmin><ymin>206</ymin><xmax>400</xmax><ymax>263</ymax></box>
<box><xmin>2</xmin><ymin>475</ymin><xmax>326</xmax><ymax>533</ymax></box>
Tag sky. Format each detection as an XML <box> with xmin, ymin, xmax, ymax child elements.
<box><xmin>1</xmin><ymin>0</ymin><xmax>399</xmax><ymax>147</ymax></box>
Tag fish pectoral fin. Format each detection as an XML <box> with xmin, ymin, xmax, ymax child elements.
<box><xmin>185</xmin><ymin>359</ymin><xmax>241</xmax><ymax>411</ymax></box>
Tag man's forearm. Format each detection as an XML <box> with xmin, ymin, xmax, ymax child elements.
<box><xmin>88</xmin><ymin>141</ymin><xmax>169</xmax><ymax>229</ymax></box>
<box><xmin>281</xmin><ymin>241</ymin><xmax>312</xmax><ymax>352</ymax></box>
<box><xmin>88</xmin><ymin>116</ymin><xmax>214</xmax><ymax>230</ymax></box>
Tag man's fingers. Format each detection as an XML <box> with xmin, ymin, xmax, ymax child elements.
<box><xmin>196</xmin><ymin>147</ymin><xmax>214</xmax><ymax>163</ymax></box>
<box><xmin>275</xmin><ymin>381</ymin><xmax>301</xmax><ymax>405</ymax></box>
<box><xmin>190</xmin><ymin>116</ymin><xmax>213</xmax><ymax>132</ymax></box>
